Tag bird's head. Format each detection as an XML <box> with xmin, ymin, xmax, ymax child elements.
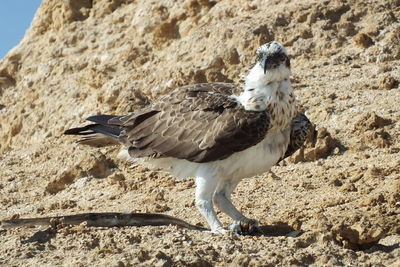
<box><xmin>256</xmin><ymin>41</ymin><xmax>290</xmax><ymax>74</ymax></box>
<box><xmin>245</xmin><ymin>41</ymin><xmax>291</xmax><ymax>88</ymax></box>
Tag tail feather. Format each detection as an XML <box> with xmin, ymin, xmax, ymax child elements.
<box><xmin>76</xmin><ymin>133</ymin><xmax>120</xmax><ymax>147</ymax></box>
<box><xmin>86</xmin><ymin>115</ymin><xmax>120</xmax><ymax>125</ymax></box>
<box><xmin>64</xmin><ymin>124</ymin><xmax>97</xmax><ymax>135</ymax></box>
<box><xmin>64</xmin><ymin>115</ymin><xmax>122</xmax><ymax>147</ymax></box>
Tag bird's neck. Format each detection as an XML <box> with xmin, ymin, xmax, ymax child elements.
<box><xmin>239</xmin><ymin>65</ymin><xmax>296</xmax><ymax>130</ymax></box>
<box><xmin>244</xmin><ymin>64</ymin><xmax>291</xmax><ymax>89</ymax></box>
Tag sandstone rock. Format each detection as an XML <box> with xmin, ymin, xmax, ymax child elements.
<box><xmin>379</xmin><ymin>74</ymin><xmax>398</xmax><ymax>90</ymax></box>
<box><xmin>353</xmin><ymin>112</ymin><xmax>391</xmax><ymax>132</ymax></box>
<box><xmin>353</xmin><ymin>33</ymin><xmax>373</xmax><ymax>48</ymax></box>
<box><xmin>1</xmin><ymin>0</ymin><xmax>400</xmax><ymax>266</ymax></box>
<box><xmin>332</xmin><ymin>221</ymin><xmax>385</xmax><ymax>248</ymax></box>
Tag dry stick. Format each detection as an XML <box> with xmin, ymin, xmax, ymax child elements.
<box><xmin>1</xmin><ymin>212</ymin><xmax>208</xmax><ymax>231</ymax></box>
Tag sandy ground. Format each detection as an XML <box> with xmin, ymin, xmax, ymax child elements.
<box><xmin>0</xmin><ymin>0</ymin><xmax>399</xmax><ymax>266</ymax></box>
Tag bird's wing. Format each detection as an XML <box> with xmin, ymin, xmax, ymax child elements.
<box><xmin>109</xmin><ymin>83</ymin><xmax>270</xmax><ymax>163</ymax></box>
<box><xmin>281</xmin><ymin>112</ymin><xmax>312</xmax><ymax>160</ymax></box>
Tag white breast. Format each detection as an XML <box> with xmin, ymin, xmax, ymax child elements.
<box><xmin>131</xmin><ymin>61</ymin><xmax>295</xmax><ymax>181</ymax></box>
<box><xmin>134</xmin><ymin>127</ymin><xmax>290</xmax><ymax>181</ymax></box>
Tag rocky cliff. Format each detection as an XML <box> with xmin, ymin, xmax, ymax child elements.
<box><xmin>0</xmin><ymin>0</ymin><xmax>399</xmax><ymax>266</ymax></box>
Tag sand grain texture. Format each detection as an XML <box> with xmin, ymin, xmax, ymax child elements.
<box><xmin>0</xmin><ymin>0</ymin><xmax>399</xmax><ymax>266</ymax></box>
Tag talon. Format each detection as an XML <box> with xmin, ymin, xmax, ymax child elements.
<box><xmin>228</xmin><ymin>219</ymin><xmax>260</xmax><ymax>235</ymax></box>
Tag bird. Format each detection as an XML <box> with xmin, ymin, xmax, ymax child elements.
<box><xmin>64</xmin><ymin>41</ymin><xmax>311</xmax><ymax>234</ymax></box>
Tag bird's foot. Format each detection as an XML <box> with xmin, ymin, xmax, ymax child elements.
<box><xmin>228</xmin><ymin>218</ymin><xmax>260</xmax><ymax>235</ymax></box>
<box><xmin>207</xmin><ymin>226</ymin><xmax>231</xmax><ymax>234</ymax></box>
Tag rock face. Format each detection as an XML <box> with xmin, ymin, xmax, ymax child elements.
<box><xmin>0</xmin><ymin>0</ymin><xmax>399</xmax><ymax>266</ymax></box>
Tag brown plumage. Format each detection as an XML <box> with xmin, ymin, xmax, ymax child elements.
<box><xmin>281</xmin><ymin>112</ymin><xmax>312</xmax><ymax>160</ymax></box>
<box><xmin>65</xmin><ymin>82</ymin><xmax>311</xmax><ymax>164</ymax></box>
<box><xmin>63</xmin><ymin>41</ymin><xmax>313</xmax><ymax>234</ymax></box>
<box><xmin>108</xmin><ymin>83</ymin><xmax>270</xmax><ymax>163</ymax></box>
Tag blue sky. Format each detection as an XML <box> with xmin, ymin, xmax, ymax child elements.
<box><xmin>0</xmin><ymin>0</ymin><xmax>42</xmax><ymax>59</ymax></box>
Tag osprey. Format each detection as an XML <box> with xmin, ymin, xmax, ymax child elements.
<box><xmin>65</xmin><ymin>42</ymin><xmax>311</xmax><ymax>234</ymax></box>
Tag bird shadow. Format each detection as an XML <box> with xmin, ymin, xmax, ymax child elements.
<box><xmin>252</xmin><ymin>223</ymin><xmax>303</xmax><ymax>237</ymax></box>
<box><xmin>356</xmin><ymin>242</ymin><xmax>399</xmax><ymax>253</ymax></box>
<box><xmin>21</xmin><ymin>228</ymin><xmax>56</xmax><ymax>244</ymax></box>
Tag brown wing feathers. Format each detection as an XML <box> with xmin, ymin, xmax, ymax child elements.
<box><xmin>113</xmin><ymin>83</ymin><xmax>270</xmax><ymax>163</ymax></box>
<box><xmin>65</xmin><ymin>82</ymin><xmax>310</xmax><ymax>163</ymax></box>
<box><xmin>281</xmin><ymin>112</ymin><xmax>312</xmax><ymax>160</ymax></box>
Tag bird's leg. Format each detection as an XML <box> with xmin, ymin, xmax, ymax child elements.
<box><xmin>195</xmin><ymin>175</ymin><xmax>226</xmax><ymax>234</ymax></box>
<box><xmin>213</xmin><ymin>180</ymin><xmax>260</xmax><ymax>235</ymax></box>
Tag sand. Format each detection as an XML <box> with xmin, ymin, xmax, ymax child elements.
<box><xmin>0</xmin><ymin>0</ymin><xmax>399</xmax><ymax>266</ymax></box>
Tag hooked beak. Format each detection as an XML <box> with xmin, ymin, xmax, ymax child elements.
<box><xmin>261</xmin><ymin>56</ymin><xmax>272</xmax><ymax>74</ymax></box>
<box><xmin>263</xmin><ymin>58</ymin><xmax>268</xmax><ymax>74</ymax></box>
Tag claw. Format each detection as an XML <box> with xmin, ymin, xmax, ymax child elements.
<box><xmin>228</xmin><ymin>218</ymin><xmax>260</xmax><ymax>235</ymax></box>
